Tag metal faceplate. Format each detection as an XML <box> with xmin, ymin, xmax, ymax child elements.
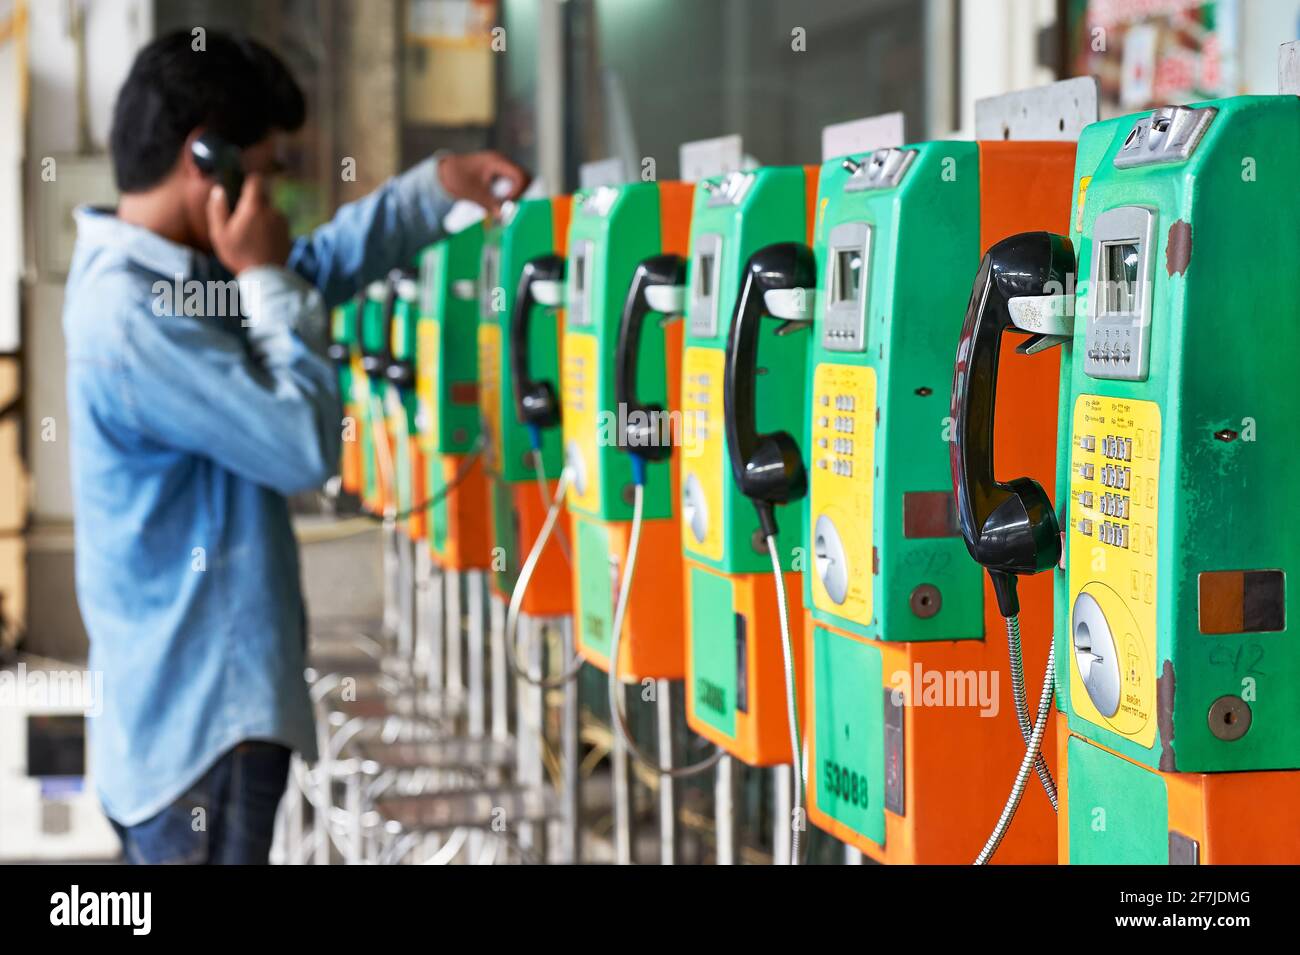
<box><xmin>974</xmin><ymin>76</ymin><xmax>1100</xmax><ymax>142</ymax></box>
<box><xmin>565</xmin><ymin>439</ymin><xmax>588</xmax><ymax>496</ymax></box>
<box><xmin>1281</xmin><ymin>40</ymin><xmax>1300</xmax><ymax>95</ymax></box>
<box><xmin>813</xmin><ymin>513</ymin><xmax>849</xmax><ymax>604</ymax></box>
<box><xmin>682</xmin><ymin>472</ymin><xmax>708</xmax><ymax>544</ymax></box>
<box><xmin>578</xmin><ymin>185</ymin><xmax>619</xmax><ymax>217</ymax></box>
<box><xmin>704</xmin><ymin>170</ymin><xmax>755</xmax><ymax>208</ymax></box>
<box><xmin>883</xmin><ymin>687</ymin><xmax>905</xmax><ymax>815</ymax></box>
<box><xmin>566</xmin><ymin>239</ymin><xmax>594</xmax><ymax>327</ymax></box>
<box><xmin>1085</xmin><ymin>205</ymin><xmax>1157</xmax><ymax>381</ymax></box>
<box><xmin>688</xmin><ymin>232</ymin><xmax>724</xmax><ymax>338</ymax></box>
<box><xmin>1072</xmin><ymin>591</ymin><xmax>1122</xmax><ymax>718</ymax></box>
<box><xmin>1113</xmin><ymin>106</ymin><xmax>1216</xmax><ymax>169</ymax></box>
<box><xmin>844</xmin><ymin>148</ymin><xmax>916</xmax><ymax>192</ymax></box>
<box><xmin>1168</xmin><ymin>831</ymin><xmax>1201</xmax><ymax>865</ymax></box>
<box><xmin>822</xmin><ymin>221</ymin><xmax>872</xmax><ymax>352</ymax></box>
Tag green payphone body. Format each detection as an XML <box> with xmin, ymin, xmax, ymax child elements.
<box><xmin>956</xmin><ymin>95</ymin><xmax>1300</xmax><ymax>863</ymax></box>
<box><xmin>801</xmin><ymin>142</ymin><xmax>985</xmax><ymax>858</ymax></box>
<box><xmin>477</xmin><ymin>197</ymin><xmax>573</xmax><ymax>614</ymax></box>
<box><xmin>561</xmin><ymin>181</ymin><xmax>692</xmax><ymax>679</ymax></box>
<box><xmin>356</xmin><ymin>281</ymin><xmax>392</xmax><ymax>514</ymax></box>
<box><xmin>331</xmin><ymin>298</ymin><xmax>364</xmax><ymax>499</ymax></box>
<box><xmin>384</xmin><ymin>277</ymin><xmax>424</xmax><ymax>539</ymax></box>
<box><xmin>788</xmin><ymin>109</ymin><xmax>1078</xmax><ymax>862</ymax></box>
<box><xmin>681</xmin><ymin>166</ymin><xmax>816</xmax><ymax>766</ymax></box>
<box><xmin>417</xmin><ymin>222</ymin><xmax>493</xmax><ymax>569</ymax></box>
<box><xmin>1059</xmin><ymin>97</ymin><xmax>1300</xmax><ymax>862</ymax></box>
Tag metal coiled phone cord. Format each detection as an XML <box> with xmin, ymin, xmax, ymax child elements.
<box><xmin>1006</xmin><ymin>614</ymin><xmax>1058</xmax><ymax>810</ymax></box>
<box><xmin>975</xmin><ymin>641</ymin><xmax>1056</xmax><ymax>865</ymax></box>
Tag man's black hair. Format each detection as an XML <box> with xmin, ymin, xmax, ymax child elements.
<box><xmin>109</xmin><ymin>28</ymin><xmax>306</xmax><ymax>192</ymax></box>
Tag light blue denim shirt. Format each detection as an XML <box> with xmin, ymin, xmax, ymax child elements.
<box><xmin>64</xmin><ymin>158</ymin><xmax>454</xmax><ymax>826</ymax></box>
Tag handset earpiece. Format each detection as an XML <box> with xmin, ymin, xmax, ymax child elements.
<box><xmin>723</xmin><ymin>242</ymin><xmax>817</xmax><ymax>538</ymax></box>
<box><xmin>191</xmin><ymin>132</ymin><xmax>245</xmax><ymax>212</ymax></box>
<box><xmin>615</xmin><ymin>254</ymin><xmax>687</xmax><ymax>463</ymax></box>
<box><xmin>510</xmin><ymin>255</ymin><xmax>566</xmax><ymax>431</ymax></box>
<box><xmin>950</xmin><ymin>231</ymin><xmax>1075</xmax><ymax>616</ymax></box>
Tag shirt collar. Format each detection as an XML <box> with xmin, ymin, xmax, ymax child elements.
<box><xmin>74</xmin><ymin>205</ymin><xmax>216</xmax><ymax>280</ymax></box>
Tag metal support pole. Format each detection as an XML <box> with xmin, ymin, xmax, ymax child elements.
<box><xmin>396</xmin><ymin>534</ymin><xmax>416</xmax><ymax>664</ymax></box>
<box><xmin>537</xmin><ymin>0</ymin><xmax>565</xmax><ymax>192</ymax></box>
<box><xmin>413</xmin><ymin>546</ymin><xmax>432</xmax><ymax>679</ymax></box>
<box><xmin>285</xmin><ymin>760</ymin><xmax>304</xmax><ymax>864</ymax></box>
<box><xmin>426</xmin><ymin>561</ymin><xmax>445</xmax><ymax>693</ymax></box>
<box><xmin>466</xmin><ymin>571</ymin><xmax>488</xmax><ymax>863</ymax></box>
<box><xmin>772</xmin><ymin>764</ymin><xmax>792</xmax><ymax>866</ymax></box>
<box><xmin>530</xmin><ymin>617</ymin><xmax>549</xmax><ymax>863</ymax></box>
<box><xmin>656</xmin><ymin>679</ymin><xmax>680</xmax><ymax>865</ymax></box>
<box><xmin>715</xmin><ymin>754</ymin><xmax>737</xmax><ymax>865</ymax></box>
<box><xmin>467</xmin><ymin>571</ymin><xmax>486</xmax><ymax>737</ymax></box>
<box><xmin>313</xmin><ymin>764</ymin><xmax>330</xmax><ymax>865</ymax></box>
<box><xmin>345</xmin><ymin>772</ymin><xmax>363</xmax><ymax>865</ymax></box>
<box><xmin>517</xmin><ymin>614</ymin><xmax>545</xmax><ymax>857</ymax></box>
<box><xmin>381</xmin><ymin>522</ymin><xmax>399</xmax><ymax>640</ymax></box>
<box><xmin>612</xmin><ymin>681</ymin><xmax>633</xmax><ymax>865</ymax></box>
<box><xmin>445</xmin><ymin>568</ymin><xmax>464</xmax><ymax>702</ymax></box>
<box><xmin>560</xmin><ymin>616</ymin><xmax>580</xmax><ymax>864</ymax></box>
<box><xmin>845</xmin><ymin>844</ymin><xmax>864</xmax><ymax>865</ymax></box>
<box><xmin>490</xmin><ymin>594</ymin><xmax>509</xmax><ymax>743</ymax></box>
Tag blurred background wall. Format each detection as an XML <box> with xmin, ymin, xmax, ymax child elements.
<box><xmin>0</xmin><ymin>0</ymin><xmax>1295</xmax><ymax>663</ymax></box>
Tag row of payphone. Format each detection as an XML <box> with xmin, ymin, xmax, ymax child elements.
<box><xmin>330</xmin><ymin>70</ymin><xmax>1300</xmax><ymax>864</ymax></box>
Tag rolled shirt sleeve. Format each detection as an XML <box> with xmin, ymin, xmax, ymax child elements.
<box><xmin>287</xmin><ymin>155</ymin><xmax>456</xmax><ymax>308</ymax></box>
<box><xmin>118</xmin><ymin>266</ymin><xmax>342</xmax><ymax>496</ymax></box>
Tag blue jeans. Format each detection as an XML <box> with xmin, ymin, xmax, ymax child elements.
<box><xmin>110</xmin><ymin>741</ymin><xmax>291</xmax><ymax>864</ymax></box>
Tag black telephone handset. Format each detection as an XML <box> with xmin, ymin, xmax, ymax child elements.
<box><xmin>723</xmin><ymin>242</ymin><xmax>817</xmax><ymax>538</ymax></box>
<box><xmin>362</xmin><ymin>272</ymin><xmax>399</xmax><ymax>378</ymax></box>
<box><xmin>950</xmin><ymin>231</ymin><xmax>1074</xmax><ymax>616</ymax></box>
<box><xmin>384</xmin><ymin>270</ymin><xmax>417</xmax><ymax>392</ymax></box>
<box><xmin>327</xmin><ymin>290</ymin><xmax>366</xmax><ymax>367</ymax></box>
<box><xmin>615</xmin><ymin>254</ymin><xmax>687</xmax><ymax>463</ymax></box>
<box><xmin>509</xmin><ymin>255</ymin><xmax>566</xmax><ymax>431</ymax></box>
<box><xmin>190</xmin><ymin>132</ymin><xmax>245</xmax><ymax>212</ymax></box>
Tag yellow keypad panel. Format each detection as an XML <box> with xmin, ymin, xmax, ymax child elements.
<box><xmin>809</xmin><ymin>363</ymin><xmax>876</xmax><ymax>626</ymax></box>
<box><xmin>416</xmin><ymin>318</ymin><xmax>441</xmax><ymax>451</ymax></box>
<box><xmin>1068</xmin><ymin>394</ymin><xmax>1161</xmax><ymax>746</ymax></box>
<box><xmin>680</xmin><ymin>347</ymin><xmax>726</xmax><ymax>562</ymax></box>
<box><xmin>561</xmin><ymin>331</ymin><xmax>601</xmax><ymax>514</ymax></box>
<box><xmin>477</xmin><ymin>323</ymin><xmax>504</xmax><ymax>473</ymax></box>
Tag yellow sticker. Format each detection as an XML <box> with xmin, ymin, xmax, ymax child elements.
<box><xmin>416</xmin><ymin>318</ymin><xmax>440</xmax><ymax>452</ymax></box>
<box><xmin>477</xmin><ymin>322</ymin><xmax>504</xmax><ymax>474</ymax></box>
<box><xmin>809</xmin><ymin>363</ymin><xmax>876</xmax><ymax>625</ymax></box>
<box><xmin>561</xmin><ymin>331</ymin><xmax>601</xmax><ymax>515</ymax></box>
<box><xmin>680</xmin><ymin>346</ymin><xmax>726</xmax><ymax>561</ymax></box>
<box><xmin>1067</xmin><ymin>394</ymin><xmax>1160</xmax><ymax>747</ymax></box>
<box><xmin>1074</xmin><ymin>175</ymin><xmax>1091</xmax><ymax>236</ymax></box>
